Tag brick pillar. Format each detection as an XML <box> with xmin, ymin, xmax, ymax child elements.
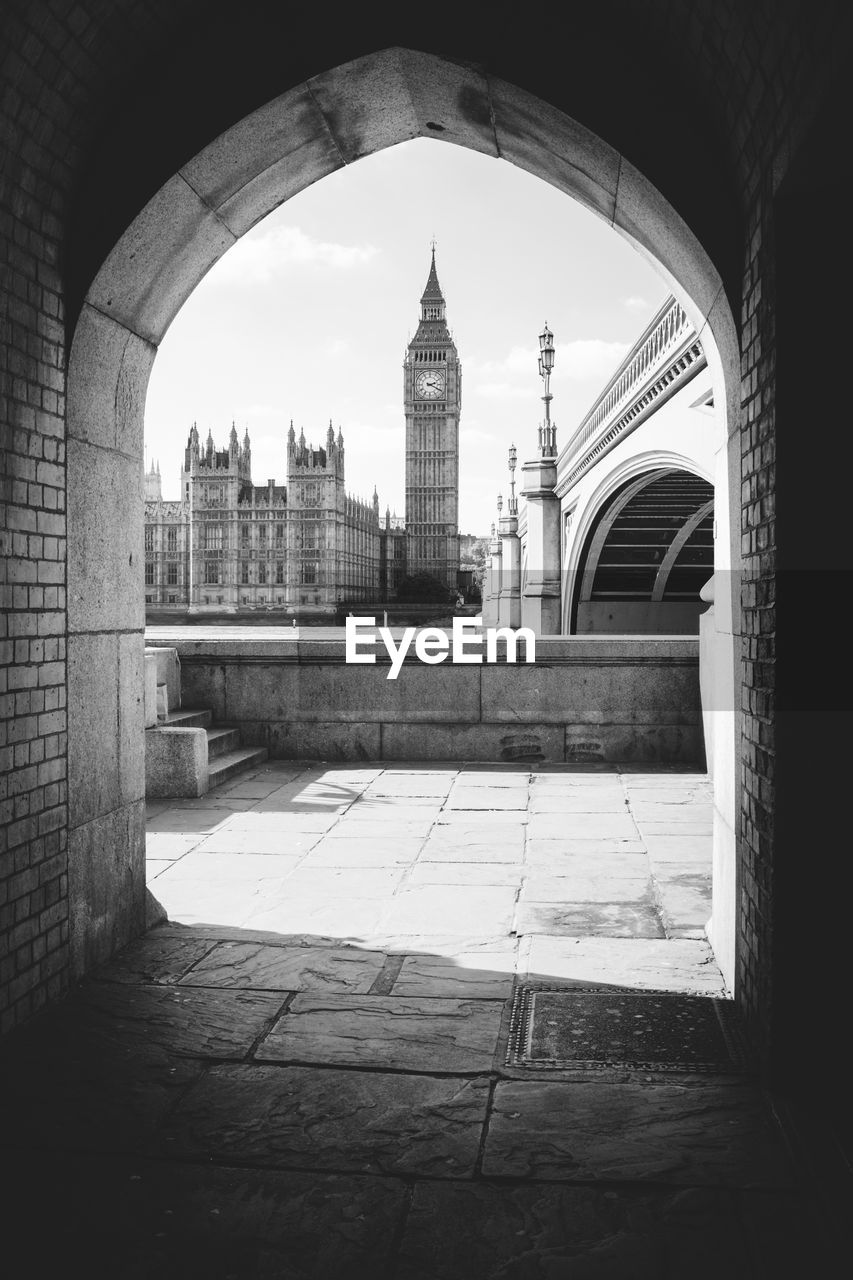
<box><xmin>520</xmin><ymin>456</ymin><xmax>561</xmax><ymax>635</ymax></box>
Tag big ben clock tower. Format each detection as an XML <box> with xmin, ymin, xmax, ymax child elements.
<box><xmin>403</xmin><ymin>246</ymin><xmax>461</xmax><ymax>593</ymax></box>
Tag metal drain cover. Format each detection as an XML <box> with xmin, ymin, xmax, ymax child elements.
<box><xmin>506</xmin><ymin>985</ymin><xmax>751</xmax><ymax>1072</ymax></box>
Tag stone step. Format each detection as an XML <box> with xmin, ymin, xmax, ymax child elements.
<box><xmin>206</xmin><ymin>725</ymin><xmax>241</xmax><ymax>759</ymax></box>
<box><xmin>208</xmin><ymin>746</ymin><xmax>268</xmax><ymax>790</ymax></box>
<box><xmin>161</xmin><ymin>707</ymin><xmax>212</xmax><ymax>730</ymax></box>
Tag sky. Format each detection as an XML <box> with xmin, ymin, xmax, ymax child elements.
<box><xmin>143</xmin><ymin>138</ymin><xmax>669</xmax><ymax>536</ymax></box>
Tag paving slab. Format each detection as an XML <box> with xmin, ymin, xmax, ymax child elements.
<box><xmin>529</xmin><ymin>792</ymin><xmax>630</xmax><ymax>812</ymax></box>
<box><xmin>640</xmin><ymin>821</ymin><xmax>714</xmax><ymax>836</ymax></box>
<box><xmin>482</xmin><ymin>1079</ymin><xmax>795</xmax><ymax>1187</ymax></box>
<box><xmin>92</xmin><ymin>927</ymin><xmax>217</xmax><ymax>984</ymax></box>
<box><xmin>520</xmin><ymin>874</ymin><xmax>652</xmax><ymax>904</ymax></box>
<box><xmin>144</xmin><ymin>831</ymin><xmax>206</xmax><ymax>859</ymax></box>
<box><xmin>145</xmin><ymin>808</ymin><xmax>235</xmax><ymax>833</ymax></box>
<box><xmin>257</xmin><ymin>993</ymin><xmax>505</xmax><ymax>1070</ymax></box>
<box><xmin>149</xmin><ymin>877</ymin><xmax>284</xmax><ymax>928</ymax></box>
<box><xmin>527</xmin><ymin>813</ymin><xmax>641</xmax><ymax>839</ymax></box>
<box><xmin>525</xmin><ymin>836</ymin><xmax>647</xmax><ymax>859</ymax></box>
<box><xmin>156</xmin><ymin>851</ymin><xmax>305</xmax><ymax>880</ymax></box>
<box><xmin>515</xmin><ymin>901</ymin><xmax>665</xmax><ymax>938</ymax></box>
<box><xmin>240</xmin><ymin>896</ymin><xmax>387</xmax><ymax>937</ymax></box>
<box><xmin>392</xmin><ymin>947</ymin><xmax>518</xmax><ymax>999</ymax></box>
<box><xmin>407</xmin><ymin>860</ymin><xmax>523</xmax><ymax>886</ymax></box>
<box><xmin>144</xmin><ymin>858</ymin><xmax>172</xmax><ymax>879</ymax></box>
<box><xmin>436</xmin><ymin>809</ymin><xmax>529</xmax><ymax>826</ymax></box>
<box><xmin>524</xmin><ymin>852</ymin><xmax>651</xmax><ymax>877</ymax></box>
<box><xmin>633</xmin><ymin>803</ymin><xmax>714</xmax><ymax>824</ymax></box>
<box><xmin>644</xmin><ymin>834</ymin><xmax>713</xmax><ymax>861</ymax></box>
<box><xmin>382</xmin><ymin>885</ymin><xmax>518</xmax><ymax>934</ymax></box>
<box><xmin>161</xmin><ymin>1064</ymin><xmax>490</xmax><ymax>1177</ymax></box>
<box><xmin>654</xmin><ymin>876</ymin><xmax>713</xmax><ymax>933</ymax></box>
<box><xmin>453</xmin><ymin>770</ymin><xmax>530</xmax><ymax>787</ymax></box>
<box><xmin>276</xmin><ymin>866</ymin><xmax>409</xmax><ymax>897</ymax></box>
<box><xmin>394</xmin><ymin>1180</ymin><xmax>758</xmax><ymax>1280</ymax></box>
<box><xmin>418</xmin><ymin>840</ymin><xmax>524</xmax><ymax>863</ymax></box>
<box><xmin>521</xmin><ymin>936</ymin><xmax>727</xmax><ymax>994</ymax></box>
<box><xmin>445</xmin><ymin>788</ymin><xmax>529</xmax><ymax>810</ymax></box>
<box><xmin>0</xmin><ymin>981</ymin><xmax>284</xmax><ymax>1154</ymax></box>
<box><xmin>189</xmin><ymin>828</ymin><xmax>322</xmax><ymax>855</ymax></box>
<box><xmin>300</xmin><ymin>836</ymin><xmax>424</xmax><ymax>865</ymax></box>
<box><xmin>325</xmin><ymin>816</ymin><xmax>436</xmax><ymax>837</ymax></box>
<box><xmin>224</xmin><ymin>810</ymin><xmax>344</xmax><ymax>831</ymax></box>
<box><xmin>363</xmin><ymin>777</ymin><xmax>455</xmax><ymax>797</ymax></box>
<box><xmin>179</xmin><ymin>940</ymin><xmax>386</xmax><ymax>992</ymax></box>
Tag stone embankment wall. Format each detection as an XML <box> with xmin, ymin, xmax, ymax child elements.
<box><xmin>147</xmin><ymin>637</ymin><xmax>703</xmax><ymax>765</ymax></box>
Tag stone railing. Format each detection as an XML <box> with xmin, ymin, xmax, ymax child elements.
<box><xmin>558</xmin><ymin>297</ymin><xmax>706</xmax><ymax>494</ymax></box>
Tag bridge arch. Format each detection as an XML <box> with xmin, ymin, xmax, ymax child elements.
<box><xmin>65</xmin><ymin>46</ymin><xmax>741</xmax><ymax>988</ymax></box>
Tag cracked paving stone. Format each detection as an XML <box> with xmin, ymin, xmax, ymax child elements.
<box><xmin>255</xmin><ymin>994</ymin><xmax>506</xmax><ymax>1070</ymax></box>
<box><xmin>179</xmin><ymin>941</ymin><xmax>386</xmax><ymax>992</ymax></box>
<box><xmin>92</xmin><ymin>927</ymin><xmax>217</xmax><ymax>985</ymax></box>
<box><xmin>394</xmin><ymin>1180</ymin><xmax>761</xmax><ymax>1280</ymax></box>
<box><xmin>515</xmin><ymin>902</ymin><xmax>665</xmax><ymax>938</ymax></box>
<box><xmin>392</xmin><ymin>948</ymin><xmax>517</xmax><ymax>999</ymax></box>
<box><xmin>483</xmin><ymin>1080</ymin><xmax>795</xmax><ymax>1186</ymax></box>
<box><xmin>160</xmin><ymin>1065</ymin><xmax>490</xmax><ymax>1177</ymax></box>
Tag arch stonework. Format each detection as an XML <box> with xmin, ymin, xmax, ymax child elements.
<box><xmin>65</xmin><ymin>47</ymin><xmax>743</xmax><ymax>986</ymax></box>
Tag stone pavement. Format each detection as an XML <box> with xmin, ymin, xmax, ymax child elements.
<box><xmin>0</xmin><ymin>762</ymin><xmax>838</xmax><ymax>1277</ymax></box>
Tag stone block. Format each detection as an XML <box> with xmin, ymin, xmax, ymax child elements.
<box><xmin>86</xmin><ymin>173</ymin><xmax>236</xmax><ymax>346</ymax></box>
<box><xmin>178</xmin><ymin>658</ymin><xmax>226</xmax><ymax>720</ymax></box>
<box><xmin>68</xmin><ymin>632</ymin><xmax>120</xmax><ymax>828</ymax></box>
<box><xmin>119</xmin><ymin>632</ymin><xmax>146</xmax><ymax>806</ymax></box>
<box><xmin>143</xmin><ymin>651</ymin><xmax>158</xmax><ymax>729</ymax></box>
<box><xmin>490</xmin><ymin>75</ymin><xmax>620</xmax><ymax>223</ymax></box>
<box><xmin>481</xmin><ymin>662</ymin><xmax>700</xmax><ymax>725</ymax></box>
<box><xmin>180</xmin><ymin>82</ymin><xmax>342</xmax><ymax>225</ymax></box>
<box><xmin>67</xmin><ymin>439</ymin><xmax>144</xmax><ymax>634</ymax></box>
<box><xmin>267</xmin><ymin>720</ymin><xmax>381</xmax><ymax>760</ymax></box>
<box><xmin>381</xmin><ymin>722</ymin><xmax>565</xmax><ymax>763</ymax></box>
<box><xmin>145</xmin><ymin>646</ymin><xmax>181</xmax><ymax>715</ymax></box>
<box><xmin>224</xmin><ymin>660</ymin><xmax>480</xmax><ymax>725</ymax></box>
<box><xmin>67</xmin><ymin>303</ymin><xmax>156</xmax><ymax>455</ymax></box>
<box><xmin>308</xmin><ymin>49</ymin><xmax>417</xmax><ymax>164</ymax></box>
<box><xmin>68</xmin><ymin>800</ymin><xmax>147</xmax><ymax>979</ymax></box>
<box><xmin>145</xmin><ymin>727</ymin><xmax>209</xmax><ymax>798</ymax></box>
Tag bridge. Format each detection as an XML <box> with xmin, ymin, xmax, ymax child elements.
<box><xmin>482</xmin><ymin>296</ymin><xmax>716</xmax><ymax>640</ymax></box>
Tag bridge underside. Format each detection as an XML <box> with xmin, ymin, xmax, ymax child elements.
<box><xmin>572</xmin><ymin>469</ymin><xmax>714</xmax><ymax>635</ymax></box>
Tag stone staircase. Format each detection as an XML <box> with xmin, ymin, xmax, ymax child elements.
<box><xmin>144</xmin><ymin>645</ymin><xmax>267</xmax><ymax>798</ymax></box>
<box><xmin>160</xmin><ymin>707</ymin><xmax>268</xmax><ymax>791</ymax></box>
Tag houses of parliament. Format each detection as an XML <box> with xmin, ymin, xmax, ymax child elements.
<box><xmin>143</xmin><ymin>250</ymin><xmax>464</xmax><ymax>612</ymax></box>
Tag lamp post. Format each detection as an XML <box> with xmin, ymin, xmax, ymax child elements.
<box><xmin>508</xmin><ymin>443</ymin><xmax>518</xmax><ymax>515</ymax></box>
<box><xmin>538</xmin><ymin>323</ymin><xmax>556</xmax><ymax>457</ymax></box>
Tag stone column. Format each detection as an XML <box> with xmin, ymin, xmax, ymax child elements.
<box><xmin>497</xmin><ymin>512</ymin><xmax>521</xmax><ymax>628</ymax></box>
<box><xmin>482</xmin><ymin>526</ymin><xmax>502</xmax><ymax>627</ymax></box>
<box><xmin>520</xmin><ymin>454</ymin><xmax>561</xmax><ymax>634</ymax></box>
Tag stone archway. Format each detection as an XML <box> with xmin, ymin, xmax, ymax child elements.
<box><xmin>65</xmin><ymin>46</ymin><xmax>742</xmax><ymax>991</ymax></box>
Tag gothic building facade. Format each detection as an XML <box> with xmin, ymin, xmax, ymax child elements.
<box><xmin>144</xmin><ymin>420</ymin><xmax>406</xmax><ymax>611</ymax></box>
<box><xmin>144</xmin><ymin>250</ymin><xmax>460</xmax><ymax>611</ymax></box>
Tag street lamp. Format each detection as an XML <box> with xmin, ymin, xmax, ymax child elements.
<box><xmin>538</xmin><ymin>323</ymin><xmax>556</xmax><ymax>457</ymax></box>
<box><xmin>508</xmin><ymin>443</ymin><xmax>518</xmax><ymax>515</ymax></box>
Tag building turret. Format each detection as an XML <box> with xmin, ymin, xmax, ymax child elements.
<box><xmin>145</xmin><ymin>459</ymin><xmax>162</xmax><ymax>502</ymax></box>
<box><xmin>229</xmin><ymin>422</ymin><xmax>239</xmax><ymax>461</ymax></box>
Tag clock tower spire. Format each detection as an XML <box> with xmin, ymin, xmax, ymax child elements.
<box><xmin>403</xmin><ymin>246</ymin><xmax>461</xmax><ymax>593</ymax></box>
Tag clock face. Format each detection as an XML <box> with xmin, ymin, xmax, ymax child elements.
<box><xmin>415</xmin><ymin>369</ymin><xmax>445</xmax><ymax>399</ymax></box>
